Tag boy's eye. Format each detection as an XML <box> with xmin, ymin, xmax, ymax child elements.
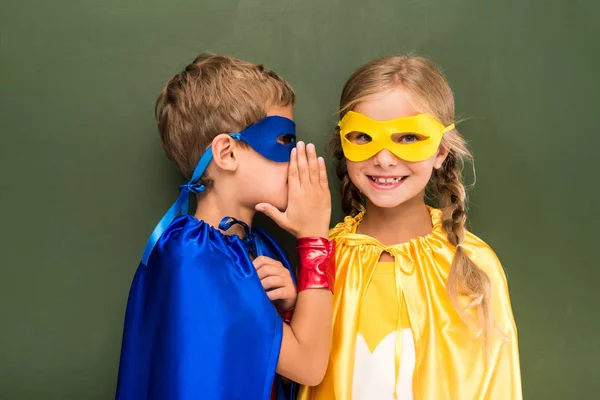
<box><xmin>277</xmin><ymin>134</ymin><xmax>296</xmax><ymax>145</ymax></box>
<box><xmin>347</xmin><ymin>131</ymin><xmax>372</xmax><ymax>144</ymax></box>
<box><xmin>392</xmin><ymin>132</ymin><xmax>426</xmax><ymax>144</ymax></box>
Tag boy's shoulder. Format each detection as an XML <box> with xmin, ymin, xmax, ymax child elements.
<box><xmin>151</xmin><ymin>217</ymin><xmax>290</xmax><ymax>273</ymax></box>
<box><xmin>150</xmin><ymin>216</ymin><xmax>236</xmax><ymax>267</ymax></box>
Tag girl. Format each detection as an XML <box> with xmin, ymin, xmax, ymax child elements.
<box><xmin>299</xmin><ymin>56</ymin><xmax>522</xmax><ymax>399</ymax></box>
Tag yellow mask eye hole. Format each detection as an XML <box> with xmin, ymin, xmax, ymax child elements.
<box><xmin>346</xmin><ymin>131</ymin><xmax>373</xmax><ymax>145</ymax></box>
<box><xmin>391</xmin><ymin>132</ymin><xmax>428</xmax><ymax>144</ymax></box>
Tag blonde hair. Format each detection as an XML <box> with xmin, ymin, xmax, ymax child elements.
<box><xmin>155</xmin><ymin>53</ymin><xmax>296</xmax><ymax>186</ymax></box>
<box><xmin>330</xmin><ymin>55</ymin><xmax>494</xmax><ymax>351</ymax></box>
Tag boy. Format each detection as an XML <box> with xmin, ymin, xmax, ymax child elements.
<box><xmin>116</xmin><ymin>53</ymin><xmax>335</xmax><ymax>400</ymax></box>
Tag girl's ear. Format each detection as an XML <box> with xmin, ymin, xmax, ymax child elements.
<box><xmin>434</xmin><ymin>145</ymin><xmax>449</xmax><ymax>169</ymax></box>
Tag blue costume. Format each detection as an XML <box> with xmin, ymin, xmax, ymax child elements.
<box><xmin>116</xmin><ymin>117</ymin><xmax>298</xmax><ymax>400</ymax></box>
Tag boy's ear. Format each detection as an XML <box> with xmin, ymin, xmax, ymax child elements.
<box><xmin>211</xmin><ymin>134</ymin><xmax>240</xmax><ymax>172</ymax></box>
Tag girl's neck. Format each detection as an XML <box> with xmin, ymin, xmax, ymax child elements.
<box><xmin>193</xmin><ymin>187</ymin><xmax>255</xmax><ymax>239</ymax></box>
<box><xmin>357</xmin><ymin>193</ymin><xmax>433</xmax><ymax>246</ymax></box>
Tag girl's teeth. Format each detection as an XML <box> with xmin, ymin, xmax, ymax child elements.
<box><xmin>371</xmin><ymin>176</ymin><xmax>402</xmax><ymax>183</ymax></box>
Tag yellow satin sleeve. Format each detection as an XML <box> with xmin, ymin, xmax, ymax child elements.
<box><xmin>298</xmin><ymin>207</ymin><xmax>522</xmax><ymax>400</ymax></box>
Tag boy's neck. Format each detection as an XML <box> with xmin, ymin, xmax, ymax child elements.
<box><xmin>193</xmin><ymin>188</ymin><xmax>255</xmax><ymax>239</ymax></box>
<box><xmin>358</xmin><ymin>193</ymin><xmax>433</xmax><ymax>246</ymax></box>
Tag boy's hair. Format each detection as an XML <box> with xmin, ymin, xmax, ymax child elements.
<box><xmin>155</xmin><ymin>53</ymin><xmax>296</xmax><ymax>187</ymax></box>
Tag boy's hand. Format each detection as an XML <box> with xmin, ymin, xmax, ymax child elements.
<box><xmin>253</xmin><ymin>256</ymin><xmax>297</xmax><ymax>312</ymax></box>
<box><xmin>256</xmin><ymin>141</ymin><xmax>331</xmax><ymax>238</ymax></box>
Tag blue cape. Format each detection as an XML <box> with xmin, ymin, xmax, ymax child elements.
<box><xmin>116</xmin><ymin>216</ymin><xmax>297</xmax><ymax>400</ymax></box>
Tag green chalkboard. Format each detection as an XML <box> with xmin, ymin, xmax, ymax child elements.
<box><xmin>1</xmin><ymin>0</ymin><xmax>598</xmax><ymax>398</ymax></box>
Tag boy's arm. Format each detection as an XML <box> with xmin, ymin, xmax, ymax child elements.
<box><xmin>254</xmin><ymin>237</ymin><xmax>335</xmax><ymax>386</ymax></box>
<box><xmin>255</xmin><ymin>142</ymin><xmax>334</xmax><ymax>386</ymax></box>
<box><xmin>279</xmin><ymin>290</ymin><xmax>332</xmax><ymax>386</ymax></box>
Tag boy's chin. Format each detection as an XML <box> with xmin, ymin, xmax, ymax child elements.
<box><xmin>255</xmin><ymin>196</ymin><xmax>288</xmax><ymax>214</ymax></box>
<box><xmin>274</xmin><ymin>200</ymin><xmax>288</xmax><ymax>213</ymax></box>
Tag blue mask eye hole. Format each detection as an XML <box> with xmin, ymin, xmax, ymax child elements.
<box><xmin>277</xmin><ymin>134</ymin><xmax>296</xmax><ymax>145</ymax></box>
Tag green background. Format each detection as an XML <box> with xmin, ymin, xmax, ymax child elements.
<box><xmin>1</xmin><ymin>0</ymin><xmax>598</xmax><ymax>398</ymax></box>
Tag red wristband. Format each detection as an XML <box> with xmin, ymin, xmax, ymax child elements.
<box><xmin>277</xmin><ymin>307</ymin><xmax>295</xmax><ymax>324</ymax></box>
<box><xmin>297</xmin><ymin>237</ymin><xmax>336</xmax><ymax>293</ymax></box>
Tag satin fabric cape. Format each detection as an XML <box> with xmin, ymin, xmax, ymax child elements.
<box><xmin>116</xmin><ymin>215</ymin><xmax>295</xmax><ymax>400</ymax></box>
<box><xmin>299</xmin><ymin>207</ymin><xmax>522</xmax><ymax>399</ymax></box>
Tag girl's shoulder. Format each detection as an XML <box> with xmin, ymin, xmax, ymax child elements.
<box><xmin>463</xmin><ymin>229</ymin><xmax>509</xmax><ymax>286</ymax></box>
<box><xmin>328</xmin><ymin>211</ymin><xmax>364</xmax><ymax>240</ymax></box>
<box><xmin>329</xmin><ymin>208</ymin><xmax>508</xmax><ymax>285</ymax></box>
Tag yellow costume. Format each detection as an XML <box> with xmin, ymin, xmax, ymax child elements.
<box><xmin>299</xmin><ymin>207</ymin><xmax>522</xmax><ymax>399</ymax></box>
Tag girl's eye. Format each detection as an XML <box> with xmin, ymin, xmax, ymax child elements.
<box><xmin>393</xmin><ymin>132</ymin><xmax>426</xmax><ymax>144</ymax></box>
<box><xmin>277</xmin><ymin>134</ymin><xmax>296</xmax><ymax>145</ymax></box>
<box><xmin>347</xmin><ymin>132</ymin><xmax>372</xmax><ymax>144</ymax></box>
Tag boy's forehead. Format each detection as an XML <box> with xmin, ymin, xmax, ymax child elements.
<box><xmin>266</xmin><ymin>104</ymin><xmax>294</xmax><ymax>121</ymax></box>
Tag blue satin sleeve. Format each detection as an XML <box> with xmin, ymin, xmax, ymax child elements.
<box><xmin>116</xmin><ymin>216</ymin><xmax>285</xmax><ymax>400</ymax></box>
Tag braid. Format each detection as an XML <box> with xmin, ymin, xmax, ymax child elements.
<box><xmin>328</xmin><ymin>130</ymin><xmax>365</xmax><ymax>217</ymax></box>
<box><xmin>340</xmin><ymin>173</ymin><xmax>365</xmax><ymax>217</ymax></box>
<box><xmin>434</xmin><ymin>152</ymin><xmax>494</xmax><ymax>355</ymax></box>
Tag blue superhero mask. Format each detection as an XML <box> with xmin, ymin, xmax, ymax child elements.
<box><xmin>141</xmin><ymin>115</ymin><xmax>296</xmax><ymax>265</ymax></box>
<box><xmin>235</xmin><ymin>115</ymin><xmax>296</xmax><ymax>162</ymax></box>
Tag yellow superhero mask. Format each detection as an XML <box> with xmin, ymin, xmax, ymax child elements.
<box><xmin>338</xmin><ymin>111</ymin><xmax>455</xmax><ymax>162</ymax></box>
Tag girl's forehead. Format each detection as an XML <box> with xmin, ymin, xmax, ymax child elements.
<box><xmin>354</xmin><ymin>89</ymin><xmax>419</xmax><ymax>121</ymax></box>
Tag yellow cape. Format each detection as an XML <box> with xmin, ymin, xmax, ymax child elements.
<box><xmin>299</xmin><ymin>207</ymin><xmax>522</xmax><ymax>399</ymax></box>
